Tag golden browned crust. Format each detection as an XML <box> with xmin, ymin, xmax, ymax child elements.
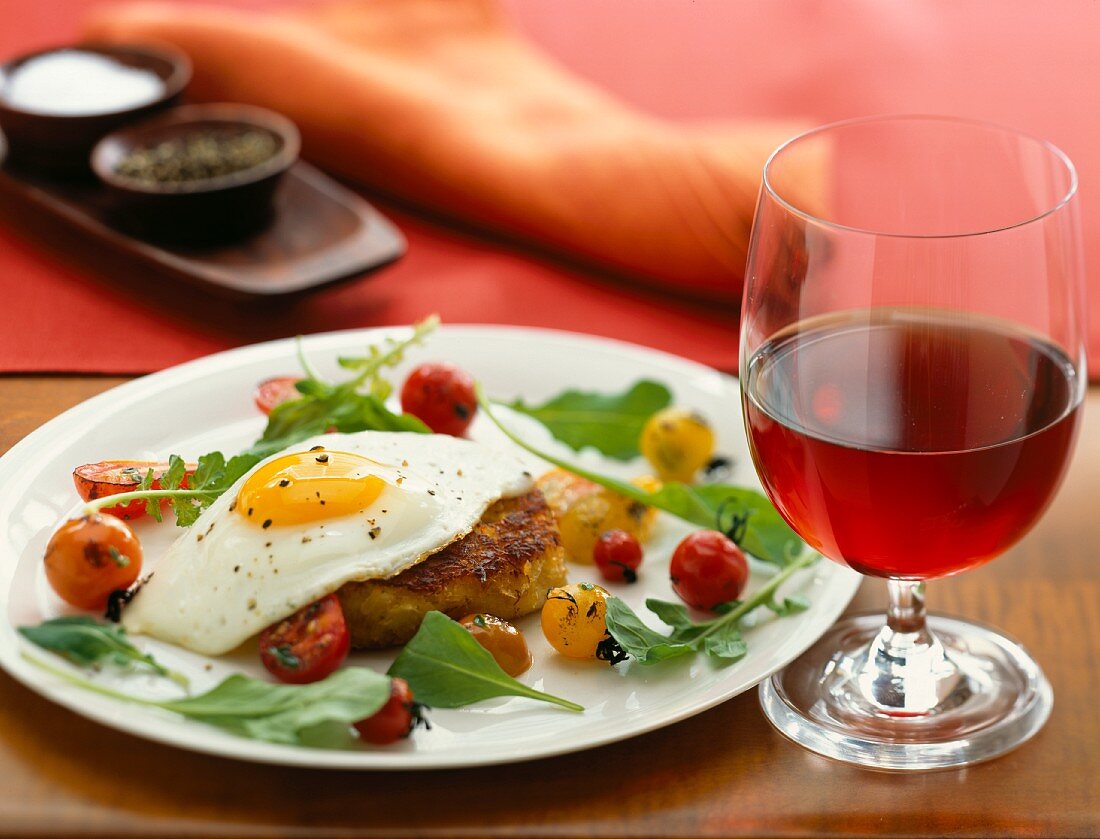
<box><xmin>337</xmin><ymin>489</ymin><xmax>567</xmax><ymax>648</ymax></box>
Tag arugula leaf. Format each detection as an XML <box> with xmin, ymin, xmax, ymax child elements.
<box><xmin>250</xmin><ymin>385</ymin><xmax>428</xmax><ymax>462</ymax></box>
<box><xmin>602</xmin><ymin>599</ymin><xmax>694</xmax><ymax>664</ymax></box>
<box><xmin>130</xmin><ymin>450</ymin><xmax>261</xmax><ymax>528</ymax></box>
<box><xmin>190</xmin><ymin>451</ymin><xmax>223</xmax><ymax>488</ymax></box>
<box><xmin>333</xmin><ymin>393</ymin><xmax>429</xmax><ymax>435</ymax></box>
<box><xmin>25</xmin><ymin>608</ymin><xmax>582</xmax><ymax>748</ymax></box>
<box><xmin>690</xmin><ymin>485</ymin><xmax>804</xmax><ymax>567</ymax></box>
<box><xmin>19</xmin><ymin>617</ymin><xmax>187</xmax><ymax>686</ymax></box>
<box><xmin>162</xmin><ymin>453</ymin><xmax>200</xmax><ymax>526</ymax></box>
<box><xmin>765</xmin><ymin>594</ymin><xmax>811</xmax><ymax>617</ymax></box>
<box><xmin>136</xmin><ymin>467</ymin><xmax>160</xmax><ymax>521</ymax></box>
<box><xmin>603</xmin><ymin>550</ymin><xmax>821</xmax><ymax>665</ymax></box>
<box><xmin>158</xmin><ymin>669</ymin><xmax>392</xmax><ymax>745</ymax></box>
<box><xmin>337</xmin><ymin>315</ymin><xmax>439</xmax><ymax>379</ymax></box>
<box><xmin>388</xmin><ymin>611</ymin><xmax>582</xmax><ymax>712</ymax></box>
<box><xmin>506</xmin><ymin>380</ymin><xmax>672</xmax><ymax>461</ymax></box>
<box><xmin>478</xmin><ymin>388</ymin><xmax>803</xmax><ymax>567</ymax></box>
<box><xmin>162</xmin><ymin>455</ymin><xmax>186</xmax><ymax>493</ymax></box>
<box><xmin>82</xmin><ymin>318</ymin><xmax>437</xmax><ymax>526</ymax></box>
<box><xmin>643</xmin><ymin>599</ymin><xmax>695</xmax><ymax>632</ymax></box>
<box><xmin>700</xmin><ymin>623</ymin><xmax>747</xmax><ymax>662</ymax></box>
<box><xmin>225</xmin><ymin>318</ymin><xmax>440</xmax><ymax>470</ymax></box>
<box><xmin>24</xmin><ymin>652</ymin><xmax>394</xmax><ymax>747</ymax></box>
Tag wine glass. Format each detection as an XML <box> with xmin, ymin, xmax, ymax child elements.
<box><xmin>740</xmin><ymin>116</ymin><xmax>1085</xmax><ymax>770</ymax></box>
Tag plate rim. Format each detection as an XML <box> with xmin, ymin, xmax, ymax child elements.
<box><xmin>0</xmin><ymin>325</ymin><xmax>861</xmax><ymax>770</ymax></box>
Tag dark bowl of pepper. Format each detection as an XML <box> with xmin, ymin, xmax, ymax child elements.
<box><xmin>90</xmin><ymin>103</ymin><xmax>300</xmax><ymax>245</ymax></box>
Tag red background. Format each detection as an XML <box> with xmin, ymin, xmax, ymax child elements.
<box><xmin>1</xmin><ymin>0</ymin><xmax>1097</xmax><ymax>376</ymax></box>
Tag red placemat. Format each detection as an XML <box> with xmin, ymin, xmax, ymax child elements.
<box><xmin>1</xmin><ymin>0</ymin><xmax>1097</xmax><ymax>376</ymax></box>
<box><xmin>0</xmin><ymin>197</ymin><xmax>739</xmax><ymax>374</ymax></box>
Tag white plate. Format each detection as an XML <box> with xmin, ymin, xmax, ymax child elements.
<box><xmin>0</xmin><ymin>326</ymin><xmax>860</xmax><ymax>770</ymax></box>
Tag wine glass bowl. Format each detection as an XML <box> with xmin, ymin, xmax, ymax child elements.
<box><xmin>743</xmin><ymin>307</ymin><xmax>1081</xmax><ymax>580</ymax></box>
<box><xmin>740</xmin><ymin>116</ymin><xmax>1085</xmax><ymax>770</ymax></box>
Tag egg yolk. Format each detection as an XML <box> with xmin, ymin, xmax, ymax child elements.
<box><xmin>236</xmin><ymin>449</ymin><xmax>386</xmax><ymax>527</ymax></box>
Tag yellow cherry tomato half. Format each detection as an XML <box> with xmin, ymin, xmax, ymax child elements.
<box><xmin>640</xmin><ymin>407</ymin><xmax>716</xmax><ymax>483</ymax></box>
<box><xmin>554</xmin><ymin>476</ymin><xmax>659</xmax><ymax>564</ymax></box>
<box><xmin>459</xmin><ymin>613</ymin><xmax>532</xmax><ymax>676</ymax></box>
<box><xmin>540</xmin><ymin>582</ymin><xmax>611</xmax><ymax>660</ymax></box>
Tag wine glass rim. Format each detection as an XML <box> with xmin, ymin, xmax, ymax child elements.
<box><xmin>762</xmin><ymin>114</ymin><xmax>1079</xmax><ymax>239</ymax></box>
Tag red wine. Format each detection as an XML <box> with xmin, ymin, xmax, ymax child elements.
<box><xmin>743</xmin><ymin>310</ymin><xmax>1081</xmax><ymax>579</ymax></box>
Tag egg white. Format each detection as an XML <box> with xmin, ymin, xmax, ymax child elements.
<box><xmin>122</xmin><ymin>431</ymin><xmax>534</xmax><ymax>655</ymax></box>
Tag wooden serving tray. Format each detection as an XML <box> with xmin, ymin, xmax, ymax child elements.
<box><xmin>0</xmin><ymin>153</ymin><xmax>406</xmax><ymax>298</ymax></box>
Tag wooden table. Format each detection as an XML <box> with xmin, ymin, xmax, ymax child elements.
<box><xmin>1</xmin><ymin>376</ymin><xmax>1096</xmax><ymax>838</ymax></box>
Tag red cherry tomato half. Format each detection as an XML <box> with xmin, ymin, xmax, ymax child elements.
<box><xmin>355</xmin><ymin>677</ymin><xmax>425</xmax><ymax>745</ymax></box>
<box><xmin>593</xmin><ymin>530</ymin><xmax>644</xmax><ymax>583</ymax></box>
<box><xmin>670</xmin><ymin>530</ymin><xmax>749</xmax><ymax>611</ymax></box>
<box><xmin>399</xmin><ymin>363</ymin><xmax>478</xmax><ymax>436</ymax></box>
<box><xmin>254</xmin><ymin>376</ymin><xmax>303</xmax><ymax>415</ymax></box>
<box><xmin>73</xmin><ymin>460</ymin><xmax>195</xmax><ymax>520</ymax></box>
<box><xmin>259</xmin><ymin>594</ymin><xmax>350</xmax><ymax>684</ymax></box>
<box><xmin>44</xmin><ymin>514</ymin><xmax>143</xmax><ymax>610</ymax></box>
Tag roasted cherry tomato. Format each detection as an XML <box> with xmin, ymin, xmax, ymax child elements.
<box><xmin>541</xmin><ymin>582</ymin><xmax>611</xmax><ymax>660</ymax></box>
<box><xmin>44</xmin><ymin>514</ymin><xmax>143</xmax><ymax>610</ymax></box>
<box><xmin>259</xmin><ymin>594</ymin><xmax>350</xmax><ymax>684</ymax></box>
<box><xmin>73</xmin><ymin>460</ymin><xmax>194</xmax><ymax>520</ymax></box>
<box><xmin>254</xmin><ymin>376</ymin><xmax>303</xmax><ymax>415</ymax></box>
<box><xmin>640</xmin><ymin>407</ymin><xmax>716</xmax><ymax>483</ymax></box>
<box><xmin>459</xmin><ymin>613</ymin><xmax>532</xmax><ymax>676</ymax></box>
<box><xmin>399</xmin><ymin>363</ymin><xmax>478</xmax><ymax>436</ymax></box>
<box><xmin>355</xmin><ymin>677</ymin><xmax>424</xmax><ymax>745</ymax></box>
<box><xmin>593</xmin><ymin>530</ymin><xmax>644</xmax><ymax>583</ymax></box>
<box><xmin>670</xmin><ymin>530</ymin><xmax>749</xmax><ymax>611</ymax></box>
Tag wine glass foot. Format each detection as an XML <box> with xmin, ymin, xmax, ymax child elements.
<box><xmin>759</xmin><ymin>613</ymin><xmax>1052</xmax><ymax>771</ymax></box>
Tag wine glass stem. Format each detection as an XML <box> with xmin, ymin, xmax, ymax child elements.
<box><xmin>855</xmin><ymin>580</ymin><xmax>971</xmax><ymax>716</ymax></box>
<box><xmin>887</xmin><ymin>579</ymin><xmax>926</xmax><ymax>632</ymax></box>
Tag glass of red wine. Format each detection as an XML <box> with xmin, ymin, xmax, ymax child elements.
<box><xmin>741</xmin><ymin>116</ymin><xmax>1085</xmax><ymax>770</ymax></box>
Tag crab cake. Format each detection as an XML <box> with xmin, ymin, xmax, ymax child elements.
<box><xmin>337</xmin><ymin>488</ymin><xmax>566</xmax><ymax>648</ymax></box>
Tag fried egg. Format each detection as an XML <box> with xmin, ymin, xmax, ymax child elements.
<box><xmin>122</xmin><ymin>431</ymin><xmax>534</xmax><ymax>655</ymax></box>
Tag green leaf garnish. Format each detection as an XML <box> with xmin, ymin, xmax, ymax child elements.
<box><xmin>267</xmin><ymin>645</ymin><xmax>300</xmax><ymax>670</ymax></box>
<box><xmin>388</xmin><ymin>611</ymin><xmax>582</xmax><ymax>712</ymax></box>
<box><xmin>24</xmin><ymin>610</ymin><xmax>580</xmax><ymax>745</ymax></box>
<box><xmin>107</xmin><ymin>546</ymin><xmax>130</xmax><ymax>568</ymax></box>
<box><xmin>156</xmin><ymin>669</ymin><xmax>391</xmax><ymax>744</ymax></box>
<box><xmin>603</xmin><ymin>550</ymin><xmax>820</xmax><ymax>665</ymax></box>
<box><xmin>83</xmin><ymin>317</ymin><xmax>438</xmax><ymax>526</ymax></box>
<box><xmin>23</xmin><ymin>652</ymin><xmax>393</xmax><ymax>746</ymax></box>
<box><xmin>478</xmin><ymin>386</ymin><xmax>804</xmax><ymax>567</ymax></box>
<box><xmin>506</xmin><ymin>380</ymin><xmax>672</xmax><ymax>461</ymax></box>
<box><xmin>599</xmin><ymin>601</ymin><xmax>691</xmax><ymax>664</ymax></box>
<box><xmin>19</xmin><ymin>617</ymin><xmax>187</xmax><ymax>686</ymax></box>
<box><xmin>765</xmin><ymin>594</ymin><xmax>811</xmax><ymax>617</ymax></box>
<box><xmin>337</xmin><ymin>315</ymin><xmax>439</xmax><ymax>379</ymax></box>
